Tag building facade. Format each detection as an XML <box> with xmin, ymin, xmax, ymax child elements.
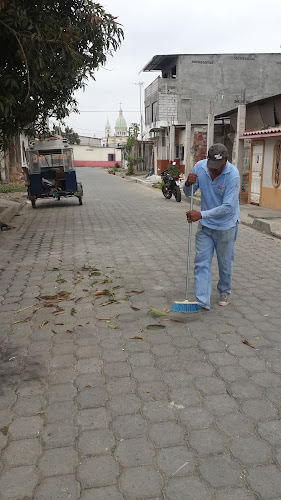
<box><xmin>72</xmin><ymin>145</ymin><xmax>121</xmax><ymax>167</ymax></box>
<box><xmin>142</xmin><ymin>53</ymin><xmax>281</xmax><ymax>175</ymax></box>
<box><xmin>215</xmin><ymin>94</ymin><xmax>281</xmax><ymax>209</ymax></box>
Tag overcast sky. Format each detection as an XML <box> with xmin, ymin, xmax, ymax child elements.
<box><xmin>57</xmin><ymin>0</ymin><xmax>281</xmax><ymax>139</ymax></box>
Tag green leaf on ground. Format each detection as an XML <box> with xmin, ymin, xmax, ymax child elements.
<box><xmin>0</xmin><ymin>426</ymin><xmax>8</xmax><ymax>435</ymax></box>
<box><xmin>108</xmin><ymin>325</ymin><xmax>117</xmax><ymax>329</ymax></box>
<box><xmin>146</xmin><ymin>324</ymin><xmax>166</xmax><ymax>330</ymax></box>
<box><xmin>150</xmin><ymin>307</ymin><xmax>166</xmax><ymax>316</ymax></box>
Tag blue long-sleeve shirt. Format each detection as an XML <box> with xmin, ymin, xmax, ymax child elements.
<box><xmin>183</xmin><ymin>159</ymin><xmax>240</xmax><ymax>230</ymax></box>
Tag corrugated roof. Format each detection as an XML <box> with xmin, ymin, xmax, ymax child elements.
<box><xmin>215</xmin><ymin>93</ymin><xmax>281</xmax><ymax>119</ymax></box>
<box><xmin>239</xmin><ymin>127</ymin><xmax>281</xmax><ymax>139</ymax></box>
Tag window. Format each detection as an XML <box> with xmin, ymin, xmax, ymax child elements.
<box><xmin>175</xmin><ymin>144</ymin><xmax>184</xmax><ymax>161</ymax></box>
<box><xmin>273</xmin><ymin>142</ymin><xmax>281</xmax><ymax>187</ymax></box>
<box><xmin>145</xmin><ymin>106</ymin><xmax>150</xmax><ymax>125</ymax></box>
<box><xmin>108</xmin><ymin>154</ymin><xmax>115</xmax><ymax>161</ymax></box>
<box><xmin>162</xmin><ymin>135</ymin><xmax>166</xmax><ymax>147</ymax></box>
<box><xmin>171</xmin><ymin>65</ymin><xmax>177</xmax><ymax>78</ymax></box>
<box><xmin>152</xmin><ymin>101</ymin><xmax>157</xmax><ymax>122</ymax></box>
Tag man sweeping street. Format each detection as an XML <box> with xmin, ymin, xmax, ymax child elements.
<box><xmin>183</xmin><ymin>143</ymin><xmax>240</xmax><ymax>310</ymax></box>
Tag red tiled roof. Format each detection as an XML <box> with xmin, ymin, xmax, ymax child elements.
<box><xmin>240</xmin><ymin>127</ymin><xmax>281</xmax><ymax>139</ymax></box>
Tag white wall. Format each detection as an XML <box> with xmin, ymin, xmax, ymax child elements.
<box><xmin>262</xmin><ymin>138</ymin><xmax>280</xmax><ymax>189</ymax></box>
<box><xmin>73</xmin><ymin>145</ymin><xmax>121</xmax><ymax>163</ymax></box>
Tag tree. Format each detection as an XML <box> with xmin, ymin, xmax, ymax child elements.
<box><xmin>52</xmin><ymin>125</ymin><xmax>81</xmax><ymax>144</ymax></box>
<box><xmin>125</xmin><ymin>123</ymin><xmax>143</xmax><ymax>176</ymax></box>
<box><xmin>0</xmin><ymin>0</ymin><xmax>123</xmax><ymax>148</ymax></box>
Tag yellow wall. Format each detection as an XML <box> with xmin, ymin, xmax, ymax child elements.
<box><xmin>260</xmin><ymin>187</ymin><xmax>281</xmax><ymax>209</ymax></box>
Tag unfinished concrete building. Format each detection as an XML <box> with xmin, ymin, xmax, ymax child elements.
<box><xmin>142</xmin><ymin>53</ymin><xmax>281</xmax><ymax>174</ymax></box>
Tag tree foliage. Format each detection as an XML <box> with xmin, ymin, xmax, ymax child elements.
<box><xmin>52</xmin><ymin>125</ymin><xmax>80</xmax><ymax>144</ymax></box>
<box><xmin>125</xmin><ymin>123</ymin><xmax>142</xmax><ymax>175</ymax></box>
<box><xmin>0</xmin><ymin>0</ymin><xmax>123</xmax><ymax>148</ymax></box>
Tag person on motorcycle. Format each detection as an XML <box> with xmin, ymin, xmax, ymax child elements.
<box><xmin>183</xmin><ymin>143</ymin><xmax>240</xmax><ymax>310</ymax></box>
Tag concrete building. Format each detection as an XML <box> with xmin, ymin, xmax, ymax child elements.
<box><xmin>72</xmin><ymin>144</ymin><xmax>121</xmax><ymax>167</ymax></box>
<box><xmin>215</xmin><ymin>94</ymin><xmax>281</xmax><ymax>209</ymax></box>
<box><xmin>142</xmin><ymin>53</ymin><xmax>281</xmax><ymax>175</ymax></box>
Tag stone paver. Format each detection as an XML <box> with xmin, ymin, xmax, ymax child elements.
<box><xmin>1</xmin><ymin>167</ymin><xmax>281</xmax><ymax>498</ymax></box>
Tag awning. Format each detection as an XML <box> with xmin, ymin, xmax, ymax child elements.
<box><xmin>239</xmin><ymin>127</ymin><xmax>281</xmax><ymax>139</ymax></box>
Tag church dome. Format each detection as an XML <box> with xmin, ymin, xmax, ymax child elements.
<box><xmin>115</xmin><ymin>109</ymin><xmax>127</xmax><ymax>129</ymax></box>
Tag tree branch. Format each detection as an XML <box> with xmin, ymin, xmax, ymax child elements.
<box><xmin>0</xmin><ymin>19</ymin><xmax>30</xmax><ymax>103</ymax></box>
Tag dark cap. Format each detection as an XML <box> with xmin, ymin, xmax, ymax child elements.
<box><xmin>207</xmin><ymin>143</ymin><xmax>228</xmax><ymax>170</ymax></box>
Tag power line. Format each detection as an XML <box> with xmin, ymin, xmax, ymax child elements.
<box><xmin>78</xmin><ymin>110</ymin><xmax>139</xmax><ymax>113</ymax></box>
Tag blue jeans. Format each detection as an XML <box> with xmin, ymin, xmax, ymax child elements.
<box><xmin>194</xmin><ymin>223</ymin><xmax>238</xmax><ymax>309</ymax></box>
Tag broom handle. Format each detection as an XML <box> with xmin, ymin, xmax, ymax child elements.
<box><xmin>185</xmin><ymin>184</ymin><xmax>194</xmax><ymax>300</ymax></box>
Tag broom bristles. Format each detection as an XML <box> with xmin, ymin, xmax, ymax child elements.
<box><xmin>170</xmin><ymin>300</ymin><xmax>201</xmax><ymax>313</ymax></box>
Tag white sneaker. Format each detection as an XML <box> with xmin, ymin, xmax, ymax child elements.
<box><xmin>218</xmin><ymin>294</ymin><xmax>230</xmax><ymax>306</ymax></box>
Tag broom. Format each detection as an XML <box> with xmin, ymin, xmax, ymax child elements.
<box><xmin>170</xmin><ymin>184</ymin><xmax>201</xmax><ymax>313</ymax></box>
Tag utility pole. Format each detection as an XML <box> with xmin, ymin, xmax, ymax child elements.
<box><xmin>134</xmin><ymin>81</ymin><xmax>145</xmax><ymax>170</ymax></box>
<box><xmin>134</xmin><ymin>81</ymin><xmax>144</xmax><ymax>141</ymax></box>
<box><xmin>207</xmin><ymin>100</ymin><xmax>214</xmax><ymax>153</ymax></box>
<box><xmin>234</xmin><ymin>90</ymin><xmax>246</xmax><ymax>191</ymax></box>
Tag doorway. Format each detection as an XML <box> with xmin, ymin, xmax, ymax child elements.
<box><xmin>250</xmin><ymin>142</ymin><xmax>264</xmax><ymax>204</ymax></box>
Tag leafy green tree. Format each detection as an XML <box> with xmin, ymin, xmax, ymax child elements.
<box><xmin>125</xmin><ymin>123</ymin><xmax>143</xmax><ymax>175</ymax></box>
<box><xmin>0</xmin><ymin>0</ymin><xmax>123</xmax><ymax>148</ymax></box>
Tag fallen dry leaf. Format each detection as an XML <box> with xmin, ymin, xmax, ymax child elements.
<box><xmin>85</xmin><ymin>385</ymin><xmax>92</xmax><ymax>388</ymax></box>
<box><xmin>54</xmin><ymin>322</ymin><xmax>66</xmax><ymax>326</ymax></box>
<box><xmin>146</xmin><ymin>324</ymin><xmax>166</xmax><ymax>330</ymax></box>
<box><xmin>126</xmin><ymin>290</ymin><xmax>144</xmax><ymax>294</ymax></box>
<box><xmin>40</xmin><ymin>291</ymin><xmax>71</xmax><ymax>302</ymax></box>
<box><xmin>101</xmin><ymin>301</ymin><xmax>114</xmax><ymax>306</ymax></box>
<box><xmin>97</xmin><ymin>318</ymin><xmax>111</xmax><ymax>321</ymax></box>
<box><xmin>92</xmin><ymin>300</ymin><xmax>96</xmax><ymax>306</ymax></box>
<box><xmin>40</xmin><ymin>321</ymin><xmax>50</xmax><ymax>329</ymax></box>
<box><xmin>94</xmin><ymin>290</ymin><xmax>110</xmax><ymax>297</ymax></box>
<box><xmin>71</xmin><ymin>308</ymin><xmax>76</xmax><ymax>316</ymax></box>
<box><xmin>66</xmin><ymin>329</ymin><xmax>74</xmax><ymax>334</ymax></box>
<box><xmin>242</xmin><ymin>339</ymin><xmax>255</xmax><ymax>349</ymax></box>
<box><xmin>56</xmin><ymin>278</ymin><xmax>67</xmax><ymax>284</ymax></box>
<box><xmin>13</xmin><ymin>316</ymin><xmax>31</xmax><ymax>324</ymax></box>
<box><xmin>130</xmin><ymin>336</ymin><xmax>143</xmax><ymax>340</ymax></box>
<box><xmin>53</xmin><ymin>310</ymin><xmax>65</xmax><ymax>316</ymax></box>
<box><xmin>130</xmin><ymin>306</ymin><xmax>140</xmax><ymax>311</ymax></box>
<box><xmin>14</xmin><ymin>304</ymin><xmax>37</xmax><ymax>314</ymax></box>
<box><xmin>51</xmin><ymin>329</ymin><xmax>58</xmax><ymax>334</ymax></box>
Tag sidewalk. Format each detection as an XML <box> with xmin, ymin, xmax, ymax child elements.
<box><xmin>0</xmin><ymin>193</ymin><xmax>27</xmax><ymax>226</ymax></box>
<box><xmin>120</xmin><ymin>171</ymin><xmax>281</xmax><ymax>239</ymax></box>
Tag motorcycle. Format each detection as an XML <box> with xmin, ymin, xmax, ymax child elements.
<box><xmin>161</xmin><ymin>169</ymin><xmax>182</xmax><ymax>202</ymax></box>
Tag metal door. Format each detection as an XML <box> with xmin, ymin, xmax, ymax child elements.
<box><xmin>250</xmin><ymin>144</ymin><xmax>263</xmax><ymax>204</ymax></box>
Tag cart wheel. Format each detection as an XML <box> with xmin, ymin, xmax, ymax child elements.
<box><xmin>78</xmin><ymin>197</ymin><xmax>83</xmax><ymax>205</ymax></box>
<box><xmin>31</xmin><ymin>200</ymin><xmax>36</xmax><ymax>208</ymax></box>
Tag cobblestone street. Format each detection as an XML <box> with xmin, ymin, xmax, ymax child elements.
<box><xmin>1</xmin><ymin>167</ymin><xmax>281</xmax><ymax>499</ymax></box>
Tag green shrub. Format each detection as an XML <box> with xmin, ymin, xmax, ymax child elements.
<box><xmin>152</xmin><ymin>182</ymin><xmax>164</xmax><ymax>189</ymax></box>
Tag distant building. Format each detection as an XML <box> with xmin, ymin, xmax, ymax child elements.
<box><xmin>79</xmin><ymin>136</ymin><xmax>101</xmax><ymax>147</ymax></box>
<box><xmin>73</xmin><ymin>144</ymin><xmax>121</xmax><ymax>167</ymax></box>
<box><xmin>105</xmin><ymin>108</ymin><xmax>128</xmax><ymax>146</ymax></box>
